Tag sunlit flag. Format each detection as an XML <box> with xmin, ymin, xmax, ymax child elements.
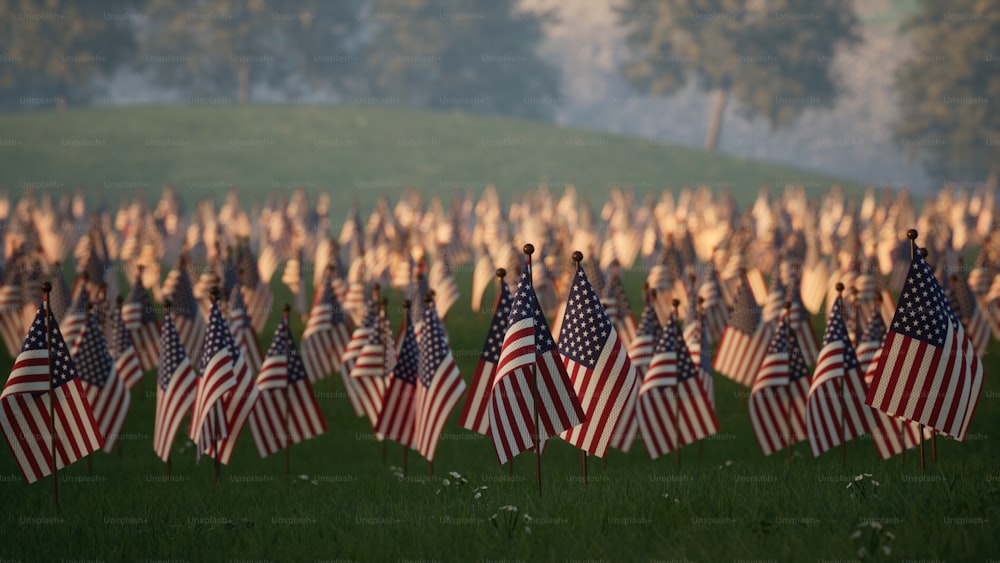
<box><xmin>376</xmin><ymin>303</ymin><xmax>418</xmax><ymax>448</ymax></box>
<box><xmin>610</xmin><ymin>294</ymin><xmax>660</xmax><ymax>453</ymax></box>
<box><xmin>459</xmin><ymin>274</ymin><xmax>511</xmax><ymax>435</ymax></box>
<box><xmin>558</xmin><ymin>261</ymin><xmax>638</xmax><ymax>459</ymax></box>
<box><xmin>301</xmin><ymin>268</ymin><xmax>351</xmax><ymax>382</ymax></box>
<box><xmin>73</xmin><ymin>309</ymin><xmax>131</xmax><ymax>453</ymax></box>
<box><xmin>109</xmin><ymin>305</ymin><xmax>143</xmax><ymax>390</ymax></box>
<box><xmin>412</xmin><ymin>296</ymin><xmax>466</xmax><ymax>461</ymax></box>
<box><xmin>122</xmin><ymin>271</ymin><xmax>160</xmax><ymax>372</ymax></box>
<box><xmin>714</xmin><ymin>271</ymin><xmax>772</xmax><ymax>387</ymax></box>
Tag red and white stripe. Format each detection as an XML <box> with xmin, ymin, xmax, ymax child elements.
<box><xmin>413</xmin><ymin>358</ymin><xmax>465</xmax><ymax>462</ymax></box>
<box><xmin>559</xmin><ymin>330</ymin><xmax>637</xmax><ymax>459</ymax></box>
<box><xmin>459</xmin><ymin>358</ymin><xmax>496</xmax><ymax>436</ymax></box>
<box><xmin>189</xmin><ymin>346</ymin><xmax>234</xmax><ymax>447</ymax></box>
<box><xmin>748</xmin><ymin>347</ymin><xmax>790</xmax><ymax>456</ymax></box>
<box><xmin>247</xmin><ymin>362</ymin><xmax>327</xmax><ymax>459</ymax></box>
<box><xmin>806</xmin><ymin>340</ymin><xmax>865</xmax><ymax>457</ymax></box>
<box><xmin>122</xmin><ymin>306</ymin><xmax>159</xmax><ymax>372</ymax></box>
<box><xmin>0</xmin><ymin>285</ymin><xmax>23</xmax><ymax>356</ymax></box>
<box><xmin>301</xmin><ymin>304</ymin><xmax>350</xmax><ymax>383</ymax></box>
<box><xmin>376</xmin><ymin>379</ymin><xmax>417</xmax><ymax>449</ymax></box>
<box><xmin>0</xmin><ymin>351</ymin><xmax>103</xmax><ymax>484</ymax></box>
<box><xmin>82</xmin><ymin>364</ymin><xmax>131</xmax><ymax>453</ymax></box>
<box><xmin>204</xmin><ymin>356</ymin><xmax>258</xmax><ymax>464</ymax></box>
<box><xmin>115</xmin><ymin>340</ymin><xmax>144</xmax><ymax>391</ymax></box>
<box><xmin>153</xmin><ymin>360</ymin><xmax>197</xmax><ymax>463</ymax></box>
<box><xmin>713</xmin><ymin>324</ymin><xmax>773</xmax><ymax>388</ymax></box>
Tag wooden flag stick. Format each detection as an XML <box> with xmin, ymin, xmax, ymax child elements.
<box><xmin>42</xmin><ymin>282</ymin><xmax>59</xmax><ymax>508</ymax></box>
<box><xmin>525</xmin><ymin>244</ymin><xmax>542</xmax><ymax>495</ymax></box>
<box><xmin>907</xmin><ymin>231</ymin><xmax>926</xmax><ymax>475</ymax></box>
<box><xmin>671</xmin><ymin>298</ymin><xmax>682</xmax><ymax>469</ymax></box>
<box><xmin>572</xmin><ymin>251</ymin><xmax>589</xmax><ymax>486</ymax></box>
<box><xmin>210</xmin><ymin>287</ymin><xmax>222</xmax><ymax>486</ymax></box>
<box><xmin>380</xmin><ymin>295</ymin><xmax>389</xmax><ymax>465</ymax></box>
<box><xmin>783</xmin><ymin>301</ymin><xmax>793</xmax><ymax>466</ymax></box>
<box><xmin>835</xmin><ymin>282</ymin><xmax>847</xmax><ymax>467</ymax></box>
<box><xmin>283</xmin><ymin>304</ymin><xmax>292</xmax><ymax>475</ymax></box>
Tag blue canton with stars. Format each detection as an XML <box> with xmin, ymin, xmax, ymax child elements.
<box><xmin>159</xmin><ymin>314</ymin><xmax>188</xmax><ymax>391</ymax></box>
<box><xmin>126</xmin><ymin>273</ymin><xmax>157</xmax><ymax>324</ymax></box>
<box><xmin>558</xmin><ymin>266</ymin><xmax>612</xmax><ymax>369</ymax></box>
<box><xmin>110</xmin><ymin>308</ymin><xmax>134</xmax><ymax>360</ymax></box>
<box><xmin>21</xmin><ymin>305</ymin><xmax>79</xmax><ymax>393</ymax></box>
<box><xmin>652</xmin><ymin>311</ymin><xmax>678</xmax><ymax>355</ymax></box>
<box><xmin>393</xmin><ymin>310</ymin><xmax>419</xmax><ymax>386</ymax></box>
<box><xmin>860</xmin><ymin>304</ymin><xmax>887</xmax><ymax>344</ymax></box>
<box><xmin>169</xmin><ymin>267</ymin><xmax>198</xmax><ymax>320</ymax></box>
<box><xmin>824</xmin><ymin>297</ymin><xmax>860</xmax><ymax>371</ymax></box>
<box><xmin>731</xmin><ymin>275</ymin><xmax>762</xmax><ymax>334</ymax></box>
<box><xmin>418</xmin><ymin>301</ymin><xmax>449</xmax><ymax>388</ymax></box>
<box><xmin>74</xmin><ymin>311</ymin><xmax>113</xmax><ymax>389</ymax></box>
<box><xmin>507</xmin><ymin>261</ymin><xmax>556</xmax><ymax>354</ymax></box>
<box><xmin>765</xmin><ymin>316</ymin><xmax>789</xmax><ymax>356</ymax></box>
<box><xmin>200</xmin><ymin>301</ymin><xmax>239</xmax><ymax>372</ymax></box>
<box><xmin>480</xmin><ymin>279</ymin><xmax>512</xmax><ymax>363</ymax></box>
<box><xmin>636</xmin><ymin>300</ymin><xmax>662</xmax><ymax>341</ymax></box>
<box><xmin>672</xmin><ymin>317</ymin><xmax>699</xmax><ymax>383</ymax></box>
<box><xmin>264</xmin><ymin>318</ymin><xmax>308</xmax><ymax>385</ymax></box>
<box><xmin>891</xmin><ymin>248</ymin><xmax>954</xmax><ymax>346</ymax></box>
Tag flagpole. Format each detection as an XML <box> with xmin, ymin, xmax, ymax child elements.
<box><xmin>371</xmin><ymin>283</ymin><xmax>382</xmax><ymax>463</ymax></box>
<box><xmin>283</xmin><ymin>304</ymin><xmax>292</xmax><ymax>475</ymax></box>
<box><xmin>400</xmin><ymin>299</ymin><xmax>411</xmax><ymax>478</ymax></box>
<box><xmin>41</xmin><ymin>281</ymin><xmax>59</xmax><ymax>508</ymax></box>
<box><xmin>851</xmin><ymin>286</ymin><xmax>862</xmax><ymax>455</ymax></box>
<box><xmin>923</xmin><ymin>247</ymin><xmax>938</xmax><ymax>466</ymax></box>
<box><xmin>380</xmin><ymin>295</ymin><xmax>388</xmax><ymax>466</ymax></box>
<box><xmin>571</xmin><ymin>251</ymin><xmax>589</xmax><ymax>486</ymax></box>
<box><xmin>209</xmin><ymin>286</ymin><xmax>221</xmax><ymax>487</ymax></box>
<box><xmin>835</xmin><ymin>282</ymin><xmax>847</xmax><ymax>467</ymax></box>
<box><xmin>671</xmin><ymin>298</ymin><xmax>681</xmax><ymax>469</ymax></box>
<box><xmin>495</xmin><ymin>267</ymin><xmax>515</xmax><ymax>480</ymax></box>
<box><xmin>783</xmin><ymin>301</ymin><xmax>793</xmax><ymax>465</ymax></box>
<box><xmin>697</xmin><ymin>295</ymin><xmax>706</xmax><ymax>462</ymax></box>
<box><xmin>424</xmin><ymin>291</ymin><xmax>436</xmax><ymax>481</ymax></box>
<box><xmin>164</xmin><ymin>299</ymin><xmax>173</xmax><ymax>477</ymax></box>
<box><xmin>907</xmin><ymin>229</ymin><xmax>926</xmax><ymax>474</ymax></box>
<box><xmin>524</xmin><ymin>243</ymin><xmax>542</xmax><ymax>495</ymax></box>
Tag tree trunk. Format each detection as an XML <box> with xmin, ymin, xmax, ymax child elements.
<box><xmin>237</xmin><ymin>64</ymin><xmax>250</xmax><ymax>104</ymax></box>
<box><xmin>704</xmin><ymin>88</ymin><xmax>729</xmax><ymax>152</ymax></box>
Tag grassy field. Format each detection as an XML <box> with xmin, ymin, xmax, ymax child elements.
<box><xmin>0</xmin><ymin>105</ymin><xmax>854</xmax><ymax>210</ymax></box>
<box><xmin>1</xmin><ymin>268</ymin><xmax>998</xmax><ymax>563</ymax></box>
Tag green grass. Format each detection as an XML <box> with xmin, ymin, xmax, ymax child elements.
<box><xmin>2</xmin><ymin>269</ymin><xmax>999</xmax><ymax>562</ymax></box>
<box><xmin>0</xmin><ymin>105</ymin><xmax>854</xmax><ymax>210</ymax></box>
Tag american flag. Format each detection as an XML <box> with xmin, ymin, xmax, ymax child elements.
<box><xmin>470</xmin><ymin>249</ymin><xmax>494</xmax><ymax>312</ymax></box>
<box><xmin>749</xmin><ymin>314</ymin><xmax>791</xmax><ymax>456</ymax></box>
<box><xmin>428</xmin><ymin>254</ymin><xmax>459</xmax><ymax>319</ymax></box>
<box><xmin>0</xmin><ymin>263</ymin><xmax>24</xmax><ymax>357</ymax></box>
<box><xmin>0</xmin><ymin>302</ymin><xmax>103</xmax><ymax>484</ymax></box>
<box><xmin>856</xmin><ymin>301</ymin><xmax>923</xmax><ymax>457</ymax></box>
<box><xmin>237</xmin><ymin>243</ymin><xmax>273</xmax><ymax>334</ymax></box>
<box><xmin>349</xmin><ymin>302</ymin><xmax>388</xmax><ymax>379</ymax></box>
<box><xmin>247</xmin><ymin>316</ymin><xmax>327</xmax><ymax>458</ymax></box>
<box><xmin>949</xmin><ymin>271</ymin><xmax>990</xmax><ymax>356</ymax></box>
<box><xmin>787</xmin><ymin>271</ymin><xmax>820</xmax><ymax>365</ymax></box>
<box><xmin>488</xmin><ymin>260</ymin><xmax>585</xmax><ymax>465</ymax></box>
<box><xmin>301</xmin><ymin>270</ymin><xmax>351</xmax><ymax>382</ymax></box>
<box><xmin>412</xmin><ymin>298</ymin><xmax>466</xmax><ymax>461</ymax></box>
<box><xmin>806</xmin><ymin>295</ymin><xmax>867</xmax><ymax>457</ymax></box>
<box><xmin>376</xmin><ymin>305</ymin><xmax>418</xmax><ymax>448</ymax></box>
<box><xmin>558</xmin><ymin>264</ymin><xmax>638</xmax><ymax>458</ymax></box>
<box><xmin>109</xmin><ymin>306</ymin><xmax>143</xmax><ymax>390</ymax></box>
<box><xmin>638</xmin><ymin>311</ymin><xmax>720</xmax><ymax>459</ymax></box>
<box><xmin>228</xmin><ymin>288</ymin><xmax>263</xmax><ymax>376</ymax></box>
<box><xmin>761</xmin><ymin>267</ymin><xmax>786</xmax><ymax>324</ymax></box>
<box><xmin>459</xmin><ymin>275</ymin><xmax>511</xmax><ymax>435</ymax></box>
<box><xmin>866</xmin><ymin>246</ymin><xmax>984</xmax><ymax>441</ymax></box>
<box><xmin>60</xmin><ymin>284</ymin><xmax>89</xmax><ymax>353</ymax></box>
<box><xmin>713</xmin><ymin>272</ymin><xmax>772</xmax><ymax>387</ymax></box>
<box><xmin>697</xmin><ymin>268</ymin><xmax>729</xmax><ymax>344</ymax></box>
<box><xmin>122</xmin><ymin>273</ymin><xmax>160</xmax><ymax>372</ymax></box>
<box><xmin>603</xmin><ymin>266</ymin><xmax>637</xmax><ymax>348</ymax></box>
<box><xmin>339</xmin><ymin>300</ymin><xmax>386</xmax><ymax>433</ymax></box>
<box><xmin>688</xmin><ymin>305</ymin><xmax>717</xmax><ymax>409</ymax></box>
<box><xmin>785</xmin><ymin>322</ymin><xmax>812</xmax><ymax>446</ymax></box>
<box><xmin>610</xmin><ymin>296</ymin><xmax>660</xmax><ymax>452</ymax></box>
<box><xmin>189</xmin><ymin>301</ymin><xmax>236</xmax><ymax>454</ymax></box>
<box><xmin>153</xmin><ymin>313</ymin><xmax>197</xmax><ymax>463</ymax></box>
<box><xmin>164</xmin><ymin>264</ymin><xmax>205</xmax><ymax>360</ymax></box>
<box><xmin>73</xmin><ymin>310</ymin><xmax>131</xmax><ymax>453</ymax></box>
<box><xmin>202</xmin><ymin>300</ymin><xmax>259</xmax><ymax>465</ymax></box>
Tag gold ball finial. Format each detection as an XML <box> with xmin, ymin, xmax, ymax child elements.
<box><xmin>907</xmin><ymin>229</ymin><xmax>918</xmax><ymax>240</ymax></box>
<box><xmin>571</xmin><ymin>250</ymin><xmax>583</xmax><ymax>263</ymax></box>
<box><xmin>496</xmin><ymin>268</ymin><xmax>507</xmax><ymax>278</ymax></box>
<box><xmin>523</xmin><ymin>243</ymin><xmax>534</xmax><ymax>255</ymax></box>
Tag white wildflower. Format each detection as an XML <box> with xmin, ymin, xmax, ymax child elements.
<box><xmin>442</xmin><ymin>479</ymin><xmax>451</xmax><ymax>486</ymax></box>
<box><xmin>449</xmin><ymin>471</ymin><xmax>461</xmax><ymax>479</ymax></box>
<box><xmin>851</xmin><ymin>530</ymin><xmax>862</xmax><ymax>540</ymax></box>
<box><xmin>882</xmin><ymin>545</ymin><xmax>891</xmax><ymax>556</ymax></box>
<box><xmin>298</xmin><ymin>474</ymin><xmax>309</xmax><ymax>481</ymax></box>
<box><xmin>885</xmin><ymin>531</ymin><xmax>896</xmax><ymax>540</ymax></box>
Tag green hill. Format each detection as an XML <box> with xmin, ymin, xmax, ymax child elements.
<box><xmin>0</xmin><ymin>105</ymin><xmax>853</xmax><ymax>209</ymax></box>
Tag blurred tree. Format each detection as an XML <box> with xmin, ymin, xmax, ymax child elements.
<box><xmin>0</xmin><ymin>0</ymin><xmax>140</xmax><ymax>110</ymax></box>
<box><xmin>617</xmin><ymin>0</ymin><xmax>859</xmax><ymax>151</ymax></box>
<box><xmin>139</xmin><ymin>0</ymin><xmax>365</xmax><ymax>103</ymax></box>
<box><xmin>362</xmin><ymin>0</ymin><xmax>560</xmax><ymax>120</ymax></box>
<box><xmin>894</xmin><ymin>0</ymin><xmax>1000</xmax><ymax>188</ymax></box>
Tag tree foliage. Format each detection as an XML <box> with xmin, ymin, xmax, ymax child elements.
<box><xmin>617</xmin><ymin>0</ymin><xmax>859</xmax><ymax>148</ymax></box>
<box><xmin>893</xmin><ymin>0</ymin><xmax>1000</xmax><ymax>185</ymax></box>
<box><xmin>362</xmin><ymin>0</ymin><xmax>560</xmax><ymax>120</ymax></box>
<box><xmin>0</xmin><ymin>0</ymin><xmax>140</xmax><ymax>109</ymax></box>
